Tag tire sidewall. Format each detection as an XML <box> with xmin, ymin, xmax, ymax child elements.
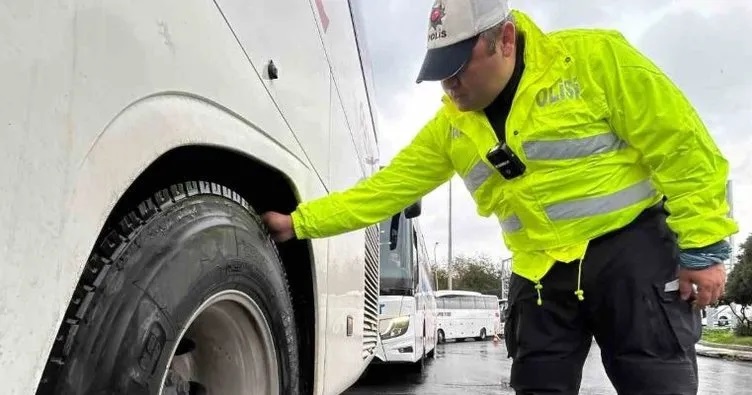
<box><xmin>58</xmin><ymin>194</ymin><xmax>299</xmax><ymax>394</ymax></box>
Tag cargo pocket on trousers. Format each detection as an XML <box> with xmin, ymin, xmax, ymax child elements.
<box><xmin>651</xmin><ymin>283</ymin><xmax>702</xmax><ymax>354</ymax></box>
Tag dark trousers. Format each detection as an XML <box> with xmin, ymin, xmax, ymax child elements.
<box><xmin>504</xmin><ymin>205</ymin><xmax>702</xmax><ymax>394</ymax></box>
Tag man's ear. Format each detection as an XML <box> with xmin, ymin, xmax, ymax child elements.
<box><xmin>500</xmin><ymin>22</ymin><xmax>517</xmax><ymax>58</ymax></box>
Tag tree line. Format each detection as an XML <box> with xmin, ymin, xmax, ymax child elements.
<box><xmin>722</xmin><ymin>233</ymin><xmax>752</xmax><ymax>336</ymax></box>
<box><xmin>430</xmin><ymin>254</ymin><xmax>512</xmax><ymax>300</ymax></box>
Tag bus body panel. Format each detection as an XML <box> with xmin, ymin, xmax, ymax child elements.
<box><xmin>320</xmin><ymin>0</ymin><xmax>379</xmax><ymax>172</ymax></box>
<box><xmin>374</xmin><ymin>296</ymin><xmax>417</xmax><ymax>363</ymax></box>
<box><xmin>320</xmin><ymin>0</ymin><xmax>381</xmax><ymax>391</ymax></box>
<box><xmin>413</xmin><ymin>221</ymin><xmax>437</xmax><ymax>357</ymax></box>
<box><xmin>374</xmin><ymin>295</ymin><xmax>430</xmax><ymax>364</ymax></box>
<box><xmin>0</xmin><ymin>0</ymin><xmax>378</xmax><ymax>393</ymax></box>
<box><xmin>378</xmin><ymin>295</ymin><xmax>410</xmax><ymax>319</ymax></box>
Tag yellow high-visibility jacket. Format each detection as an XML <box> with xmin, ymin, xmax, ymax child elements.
<box><xmin>291</xmin><ymin>9</ymin><xmax>738</xmax><ymax>291</ymax></box>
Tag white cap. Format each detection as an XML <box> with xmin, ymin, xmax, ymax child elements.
<box><xmin>416</xmin><ymin>0</ymin><xmax>510</xmax><ymax>83</ymax></box>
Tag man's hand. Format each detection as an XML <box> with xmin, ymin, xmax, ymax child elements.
<box><xmin>678</xmin><ymin>263</ymin><xmax>726</xmax><ymax>309</ymax></box>
<box><xmin>261</xmin><ymin>212</ymin><xmax>296</xmax><ymax>243</ymax></box>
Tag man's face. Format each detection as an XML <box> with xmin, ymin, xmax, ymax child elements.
<box><xmin>441</xmin><ymin>22</ymin><xmax>517</xmax><ymax>112</ymax></box>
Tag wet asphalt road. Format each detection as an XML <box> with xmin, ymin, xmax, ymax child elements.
<box><xmin>343</xmin><ymin>339</ymin><xmax>752</xmax><ymax>395</ymax></box>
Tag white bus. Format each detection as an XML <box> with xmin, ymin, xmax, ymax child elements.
<box><xmin>435</xmin><ymin>290</ymin><xmax>502</xmax><ymax>343</ymax></box>
<box><xmin>374</xmin><ymin>201</ymin><xmax>438</xmax><ymax>370</ymax></box>
<box><xmin>1</xmin><ymin>1</ymin><xmax>381</xmax><ymax>394</ymax></box>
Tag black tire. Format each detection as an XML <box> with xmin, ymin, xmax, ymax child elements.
<box><xmin>476</xmin><ymin>328</ymin><xmax>487</xmax><ymax>341</ymax></box>
<box><xmin>437</xmin><ymin>329</ymin><xmax>445</xmax><ymax>344</ymax></box>
<box><xmin>36</xmin><ymin>181</ymin><xmax>300</xmax><ymax>395</ymax></box>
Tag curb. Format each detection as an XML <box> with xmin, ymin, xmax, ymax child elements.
<box><xmin>696</xmin><ymin>346</ymin><xmax>752</xmax><ymax>363</ymax></box>
<box><xmin>699</xmin><ymin>340</ymin><xmax>752</xmax><ymax>353</ymax></box>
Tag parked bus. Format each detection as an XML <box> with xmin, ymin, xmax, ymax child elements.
<box><xmin>435</xmin><ymin>291</ymin><xmax>502</xmax><ymax>343</ymax></box>
<box><xmin>373</xmin><ymin>201</ymin><xmax>438</xmax><ymax>370</ymax></box>
<box><xmin>1</xmin><ymin>1</ymin><xmax>381</xmax><ymax>394</ymax></box>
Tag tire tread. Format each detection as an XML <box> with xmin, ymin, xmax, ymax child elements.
<box><xmin>36</xmin><ymin>181</ymin><xmax>292</xmax><ymax>394</ymax></box>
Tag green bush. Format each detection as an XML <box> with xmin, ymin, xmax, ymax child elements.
<box><xmin>735</xmin><ymin>322</ymin><xmax>752</xmax><ymax>337</ymax></box>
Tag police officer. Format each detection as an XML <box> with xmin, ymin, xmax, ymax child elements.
<box><xmin>262</xmin><ymin>0</ymin><xmax>737</xmax><ymax>393</ymax></box>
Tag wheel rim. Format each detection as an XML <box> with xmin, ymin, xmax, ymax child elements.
<box><xmin>159</xmin><ymin>290</ymin><xmax>280</xmax><ymax>394</ymax></box>
<box><xmin>481</xmin><ymin>329</ymin><xmax>486</xmax><ymax>339</ymax></box>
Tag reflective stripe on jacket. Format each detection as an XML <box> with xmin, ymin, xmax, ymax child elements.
<box><xmin>290</xmin><ymin>9</ymin><xmax>738</xmax><ymax>284</ymax></box>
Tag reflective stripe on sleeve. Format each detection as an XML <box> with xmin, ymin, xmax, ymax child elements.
<box><xmin>462</xmin><ymin>161</ymin><xmax>493</xmax><ymax>193</ymax></box>
<box><xmin>500</xmin><ymin>214</ymin><xmax>522</xmax><ymax>232</ymax></box>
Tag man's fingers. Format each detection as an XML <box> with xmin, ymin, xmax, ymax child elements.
<box><xmin>270</xmin><ymin>228</ymin><xmax>293</xmax><ymax>243</ymax></box>
<box><xmin>679</xmin><ymin>278</ymin><xmax>694</xmax><ymax>301</ymax></box>
<box><xmin>261</xmin><ymin>212</ymin><xmax>295</xmax><ymax>242</ymax></box>
<box><xmin>678</xmin><ymin>264</ymin><xmax>727</xmax><ymax>308</ymax></box>
<box><xmin>696</xmin><ymin>287</ymin><xmax>713</xmax><ymax>309</ymax></box>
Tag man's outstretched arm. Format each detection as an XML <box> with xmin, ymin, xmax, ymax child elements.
<box><xmin>265</xmin><ymin>113</ymin><xmax>455</xmax><ymax>242</ymax></box>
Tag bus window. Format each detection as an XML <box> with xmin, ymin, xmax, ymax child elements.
<box><xmin>388</xmin><ymin>214</ymin><xmax>400</xmax><ymax>250</ymax></box>
<box><xmin>378</xmin><ymin>214</ymin><xmax>413</xmax><ymax>296</ymax></box>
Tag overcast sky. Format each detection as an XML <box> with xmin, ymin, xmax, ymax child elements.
<box><xmin>353</xmin><ymin>0</ymin><xmax>752</xmax><ymax>264</ymax></box>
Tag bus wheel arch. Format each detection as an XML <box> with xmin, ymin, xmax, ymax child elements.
<box><xmin>39</xmin><ymin>146</ymin><xmax>317</xmax><ymax>394</ymax></box>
